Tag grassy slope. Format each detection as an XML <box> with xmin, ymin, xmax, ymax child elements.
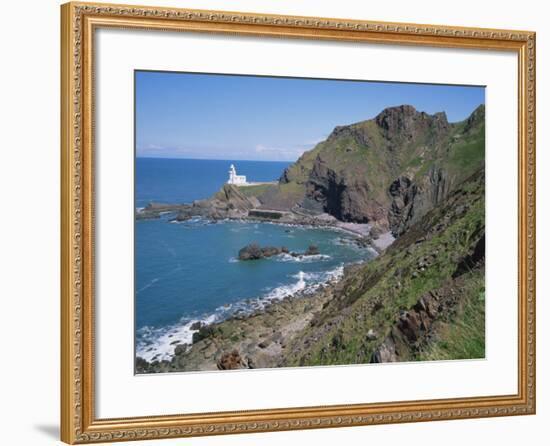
<box><xmin>260</xmin><ymin>105</ymin><xmax>485</xmax><ymax>215</ymax></box>
<box><xmin>417</xmin><ymin>274</ymin><xmax>485</xmax><ymax>361</ymax></box>
<box><xmin>282</xmin><ymin>168</ymin><xmax>485</xmax><ymax>366</ymax></box>
<box><xmin>236</xmin><ymin>184</ymin><xmax>276</xmax><ymax>198</ymax></box>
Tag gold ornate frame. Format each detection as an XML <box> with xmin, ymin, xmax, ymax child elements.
<box><xmin>60</xmin><ymin>1</ymin><xmax>536</xmax><ymax>444</ymax></box>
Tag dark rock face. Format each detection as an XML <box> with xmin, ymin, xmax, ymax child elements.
<box><xmin>453</xmin><ymin>234</ymin><xmax>485</xmax><ymax>278</ymax></box>
<box><xmin>136</xmin><ymin>167</ymin><xmax>486</xmax><ymax>374</ymax></box>
<box><xmin>388</xmin><ymin>176</ymin><xmax>417</xmax><ymax>236</ymax></box>
<box><xmin>174</xmin><ymin>344</ymin><xmax>188</xmax><ymax>355</ymax></box>
<box><xmin>326</xmin><ymin>122</ymin><xmax>374</xmax><ymax>148</ymax></box>
<box><xmin>388</xmin><ymin>166</ymin><xmax>453</xmax><ymax>236</ymax></box>
<box><xmin>192</xmin><ymin>325</ymin><xmax>217</xmax><ymax>344</ymax></box>
<box><xmin>376</xmin><ymin>105</ymin><xmax>421</xmax><ymax>138</ymax></box>
<box><xmin>302</xmin><ymin>106</ymin><xmax>456</xmax><ymax>227</ymax></box>
<box><xmin>464</xmin><ymin>104</ymin><xmax>485</xmax><ymax>133</ymax></box>
<box><xmin>370</xmin><ymin>284</ymin><xmax>464</xmax><ymax>363</ymax></box>
<box><xmin>375</xmin><ymin>105</ymin><xmax>450</xmax><ymax>143</ymax></box>
<box><xmin>369</xmin><ymin>185</ymin><xmax>486</xmax><ymax>364</ymax></box>
<box><xmin>277</xmin><ymin>168</ymin><xmax>485</xmax><ymax>368</ymax></box>
<box><xmin>190</xmin><ymin>321</ymin><xmax>203</xmax><ymax>331</ymax></box>
<box><xmin>306</xmin><ymin>154</ymin><xmax>387</xmax><ymax>224</ymax></box>
<box><xmin>135</xmin><ymin>356</ymin><xmax>151</xmax><ymax>373</ymax></box>
<box><xmin>274</xmin><ymin>104</ymin><xmax>484</xmax><ymax>234</ymax></box>
<box><xmin>217</xmin><ymin>350</ymin><xmax>246</xmax><ymax>370</ymax></box>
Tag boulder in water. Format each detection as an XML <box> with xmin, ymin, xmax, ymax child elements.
<box><xmin>238</xmin><ymin>244</ymin><xmax>289</xmax><ymax>261</ymax></box>
<box><xmin>304</xmin><ymin>245</ymin><xmax>320</xmax><ymax>256</ymax></box>
<box><xmin>238</xmin><ymin>243</ymin><xmax>263</xmax><ymax>260</ymax></box>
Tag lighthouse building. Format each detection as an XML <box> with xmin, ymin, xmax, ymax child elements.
<box><xmin>227</xmin><ymin>164</ymin><xmax>248</xmax><ymax>185</ymax></box>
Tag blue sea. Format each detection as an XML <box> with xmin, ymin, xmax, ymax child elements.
<box><xmin>135</xmin><ymin>158</ymin><xmax>376</xmax><ymax>361</ymax></box>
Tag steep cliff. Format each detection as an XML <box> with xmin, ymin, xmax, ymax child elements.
<box><xmin>281</xmin><ymin>167</ymin><xmax>486</xmax><ymax>366</ymax></box>
<box><xmin>137</xmin><ymin>167</ymin><xmax>486</xmax><ymax>373</ymax></box>
<box><xmin>268</xmin><ymin>104</ymin><xmax>485</xmax><ymax>235</ymax></box>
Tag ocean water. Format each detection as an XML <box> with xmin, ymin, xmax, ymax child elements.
<box><xmin>135</xmin><ymin>158</ymin><xmax>289</xmax><ymax>208</ymax></box>
<box><xmin>135</xmin><ymin>158</ymin><xmax>376</xmax><ymax>362</ymax></box>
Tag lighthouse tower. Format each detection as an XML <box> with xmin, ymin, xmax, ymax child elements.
<box><xmin>227</xmin><ymin>164</ymin><xmax>247</xmax><ymax>185</ymax></box>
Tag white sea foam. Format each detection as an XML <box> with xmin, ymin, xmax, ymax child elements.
<box><xmin>275</xmin><ymin>253</ymin><xmax>331</xmax><ymax>263</ymax></box>
<box><xmin>136</xmin><ymin>265</ymin><xmax>184</xmax><ymax>294</ymax></box>
<box><xmin>170</xmin><ymin>216</ymin><xmax>204</xmax><ymax>225</ymax></box>
<box><xmin>136</xmin><ymin>278</ymin><xmax>159</xmax><ymax>293</ymax></box>
<box><xmin>136</xmin><ymin>313</ymin><xmax>219</xmax><ymax>362</ymax></box>
<box><xmin>261</xmin><ymin>271</ymin><xmax>307</xmax><ymax>302</ymax></box>
<box><xmin>136</xmin><ymin>264</ymin><xmax>345</xmax><ymax>362</ymax></box>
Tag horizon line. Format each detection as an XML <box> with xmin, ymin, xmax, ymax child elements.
<box><xmin>135</xmin><ymin>103</ymin><xmax>484</xmax><ymax>163</ymax></box>
<box><xmin>136</xmin><ymin>156</ymin><xmax>295</xmax><ymax>163</ymax></box>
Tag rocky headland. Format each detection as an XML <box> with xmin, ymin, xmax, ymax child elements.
<box><xmin>136</xmin><ymin>104</ymin><xmax>485</xmax><ymax>372</ymax></box>
<box><xmin>137</xmin><ymin>104</ymin><xmax>484</xmax><ymax>244</ymax></box>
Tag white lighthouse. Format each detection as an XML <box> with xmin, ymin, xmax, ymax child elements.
<box><xmin>227</xmin><ymin>164</ymin><xmax>248</xmax><ymax>185</ymax></box>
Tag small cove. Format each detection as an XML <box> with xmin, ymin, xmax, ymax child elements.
<box><xmin>135</xmin><ymin>158</ymin><xmax>376</xmax><ymax>361</ymax></box>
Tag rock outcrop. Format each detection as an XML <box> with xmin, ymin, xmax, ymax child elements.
<box><xmin>267</xmin><ymin>104</ymin><xmax>485</xmax><ymax>236</ymax></box>
<box><xmin>371</xmin><ymin>280</ymin><xmax>470</xmax><ymax>363</ymax></box>
<box><xmin>175</xmin><ymin>184</ymin><xmax>260</xmax><ymax>221</ymax></box>
<box><xmin>136</xmin><ymin>202</ymin><xmax>187</xmax><ymax>220</ymax></box>
<box><xmin>237</xmin><ymin>244</ymin><xmax>321</xmax><ymax>261</ymax></box>
<box><xmin>238</xmin><ymin>244</ymin><xmax>289</xmax><ymax>260</ymax></box>
<box><xmin>388</xmin><ymin>166</ymin><xmax>452</xmax><ymax>236</ymax></box>
<box><xmin>136</xmin><ymin>105</ymin><xmax>484</xmax><ymax>240</ymax></box>
<box><xmin>217</xmin><ymin>350</ymin><xmax>246</xmax><ymax>370</ymax></box>
<box><xmin>281</xmin><ymin>168</ymin><xmax>486</xmax><ymax>367</ymax></box>
<box><xmin>137</xmin><ymin>168</ymin><xmax>486</xmax><ymax>373</ymax></box>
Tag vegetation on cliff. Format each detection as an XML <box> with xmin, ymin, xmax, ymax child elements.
<box><xmin>135</xmin><ymin>104</ymin><xmax>486</xmax><ymax>373</ymax></box>
<box><xmin>255</xmin><ymin>104</ymin><xmax>485</xmax><ymax>236</ymax></box>
<box><xmin>281</xmin><ymin>168</ymin><xmax>485</xmax><ymax>366</ymax></box>
<box><xmin>137</xmin><ymin>167</ymin><xmax>485</xmax><ymax>373</ymax></box>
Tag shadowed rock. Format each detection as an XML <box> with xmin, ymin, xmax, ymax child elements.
<box><xmin>238</xmin><ymin>244</ymin><xmax>289</xmax><ymax>261</ymax></box>
<box><xmin>217</xmin><ymin>350</ymin><xmax>246</xmax><ymax>370</ymax></box>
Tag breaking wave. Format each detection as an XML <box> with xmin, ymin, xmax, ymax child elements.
<box><xmin>275</xmin><ymin>253</ymin><xmax>331</xmax><ymax>263</ymax></box>
<box><xmin>136</xmin><ymin>264</ymin><xmax>344</xmax><ymax>362</ymax></box>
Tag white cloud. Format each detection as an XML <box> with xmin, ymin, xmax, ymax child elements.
<box><xmin>254</xmin><ymin>136</ymin><xmax>327</xmax><ymax>161</ymax></box>
<box><xmin>254</xmin><ymin>144</ymin><xmax>307</xmax><ymax>161</ymax></box>
<box><xmin>136</xmin><ymin>136</ymin><xmax>328</xmax><ymax>161</ymax></box>
<box><xmin>146</xmin><ymin>143</ymin><xmax>164</xmax><ymax>150</ymax></box>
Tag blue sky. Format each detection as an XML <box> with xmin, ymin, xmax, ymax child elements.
<box><xmin>136</xmin><ymin>71</ymin><xmax>484</xmax><ymax>162</ymax></box>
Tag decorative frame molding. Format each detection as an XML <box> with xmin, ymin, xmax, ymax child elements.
<box><xmin>60</xmin><ymin>2</ymin><xmax>536</xmax><ymax>444</ymax></box>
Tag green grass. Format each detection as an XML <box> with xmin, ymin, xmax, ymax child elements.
<box><xmin>417</xmin><ymin>274</ymin><xmax>485</xmax><ymax>361</ymax></box>
<box><xmin>237</xmin><ymin>184</ymin><xmax>275</xmax><ymax>198</ymax></box>
<box><xmin>281</xmin><ymin>143</ymin><xmax>323</xmax><ymax>183</ymax></box>
<box><xmin>447</xmin><ymin>125</ymin><xmax>485</xmax><ymax>172</ymax></box>
<box><xmin>408</xmin><ymin>156</ymin><xmax>423</xmax><ymax>168</ymax></box>
<box><xmin>283</xmin><ymin>172</ymin><xmax>485</xmax><ymax>367</ymax></box>
<box><xmin>258</xmin><ymin>182</ymin><xmax>307</xmax><ymax>210</ymax></box>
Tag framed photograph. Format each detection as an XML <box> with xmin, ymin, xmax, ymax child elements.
<box><xmin>60</xmin><ymin>2</ymin><xmax>536</xmax><ymax>443</ymax></box>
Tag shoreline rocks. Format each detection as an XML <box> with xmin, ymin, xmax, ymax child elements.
<box><xmin>135</xmin><ymin>275</ymin><xmax>340</xmax><ymax>374</ymax></box>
